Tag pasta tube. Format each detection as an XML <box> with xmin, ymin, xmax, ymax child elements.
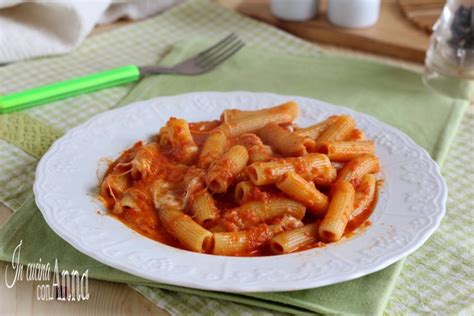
<box><xmin>258</xmin><ymin>123</ymin><xmax>315</xmax><ymax>156</ymax></box>
<box><xmin>319</xmin><ymin>181</ymin><xmax>355</xmax><ymax>242</ymax></box>
<box><xmin>276</xmin><ymin>172</ymin><xmax>328</xmax><ymax>215</ymax></box>
<box><xmin>352</xmin><ymin>173</ymin><xmax>376</xmax><ymax>217</ymax></box>
<box><xmin>337</xmin><ymin>154</ymin><xmax>380</xmax><ymax>186</ymax></box>
<box><xmin>101</xmin><ymin>172</ymin><xmax>131</xmax><ymax>205</ymax></box>
<box><xmin>246</xmin><ymin>153</ymin><xmax>336</xmax><ymax>186</ymax></box>
<box><xmin>219</xmin><ymin>101</ymin><xmax>300</xmax><ymax>137</ymax></box>
<box><xmin>345</xmin><ymin>128</ymin><xmax>365</xmax><ymax>141</ymax></box>
<box><xmin>190</xmin><ymin>190</ymin><xmax>220</xmax><ymax>225</ymax></box>
<box><xmin>237</xmin><ymin>133</ymin><xmax>264</xmax><ymax>148</ymax></box>
<box><xmin>314</xmin><ymin>165</ymin><xmax>338</xmax><ymax>187</ymax></box>
<box><xmin>150</xmin><ymin>179</ymin><xmax>184</xmax><ymax>210</ymax></box>
<box><xmin>227</xmin><ymin>197</ymin><xmax>306</xmax><ymax>229</ymax></box>
<box><xmin>248</xmin><ymin>144</ymin><xmax>273</xmax><ymax>162</ymax></box>
<box><xmin>237</xmin><ymin>133</ymin><xmax>273</xmax><ymax>162</ymax></box>
<box><xmin>159</xmin><ymin>208</ymin><xmax>213</xmax><ymax>253</ymax></box>
<box><xmin>270</xmin><ymin>223</ymin><xmax>319</xmax><ymax>254</ymax></box>
<box><xmin>222</xmin><ymin>101</ymin><xmax>299</xmax><ymax>124</ymax></box>
<box><xmin>112</xmin><ymin>188</ymin><xmax>158</xmax><ymax>236</ymax></box>
<box><xmin>206</xmin><ymin>145</ymin><xmax>249</xmax><ymax>193</ymax></box>
<box><xmin>158</xmin><ymin>126</ymin><xmax>171</xmax><ymax>147</ymax></box>
<box><xmin>235</xmin><ymin>180</ymin><xmax>256</xmax><ymax>204</ymax></box>
<box><xmin>294</xmin><ymin>115</ymin><xmax>339</xmax><ymax>139</ymax></box>
<box><xmin>166</xmin><ymin>118</ymin><xmax>199</xmax><ymax>165</ymax></box>
<box><xmin>118</xmin><ymin>189</ymin><xmax>146</xmax><ymax>212</ymax></box>
<box><xmin>318</xmin><ymin>141</ymin><xmax>375</xmax><ymax>161</ymax></box>
<box><xmin>315</xmin><ymin>115</ymin><xmax>356</xmax><ymax>145</ymax></box>
<box><xmin>130</xmin><ymin>143</ymin><xmax>158</xmax><ymax>181</ymax></box>
<box><xmin>198</xmin><ymin>130</ymin><xmax>227</xmax><ymax>169</ymax></box>
<box><xmin>212</xmin><ymin>224</ymin><xmax>283</xmax><ymax>256</ymax></box>
<box><xmin>189</xmin><ymin>120</ymin><xmax>221</xmax><ymax>146</ymax></box>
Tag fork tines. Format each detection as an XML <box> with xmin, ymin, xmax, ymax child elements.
<box><xmin>195</xmin><ymin>33</ymin><xmax>245</xmax><ymax>70</ymax></box>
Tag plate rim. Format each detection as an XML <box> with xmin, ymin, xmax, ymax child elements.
<box><xmin>33</xmin><ymin>91</ymin><xmax>447</xmax><ymax>292</ymax></box>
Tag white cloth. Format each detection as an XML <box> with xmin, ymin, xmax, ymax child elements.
<box><xmin>0</xmin><ymin>0</ymin><xmax>182</xmax><ymax>63</ymax></box>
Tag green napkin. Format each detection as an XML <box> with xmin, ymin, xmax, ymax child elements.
<box><xmin>121</xmin><ymin>39</ymin><xmax>466</xmax><ymax>165</ymax></box>
<box><xmin>0</xmin><ymin>40</ymin><xmax>467</xmax><ymax>315</ymax></box>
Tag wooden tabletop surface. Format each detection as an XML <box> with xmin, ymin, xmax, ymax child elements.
<box><xmin>0</xmin><ymin>1</ymin><xmax>427</xmax><ymax>315</ymax></box>
<box><xmin>230</xmin><ymin>0</ymin><xmax>432</xmax><ymax>62</ymax></box>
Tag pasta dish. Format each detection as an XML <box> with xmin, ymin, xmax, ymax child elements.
<box><xmin>99</xmin><ymin>102</ymin><xmax>382</xmax><ymax>256</ymax></box>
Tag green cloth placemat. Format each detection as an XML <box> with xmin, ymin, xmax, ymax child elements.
<box><xmin>0</xmin><ymin>39</ymin><xmax>467</xmax><ymax>315</ymax></box>
<box><xmin>120</xmin><ymin>39</ymin><xmax>467</xmax><ymax>165</ymax></box>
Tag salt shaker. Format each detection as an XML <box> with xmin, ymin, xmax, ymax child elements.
<box><xmin>328</xmin><ymin>0</ymin><xmax>381</xmax><ymax>28</ymax></box>
<box><xmin>270</xmin><ymin>0</ymin><xmax>319</xmax><ymax>21</ymax></box>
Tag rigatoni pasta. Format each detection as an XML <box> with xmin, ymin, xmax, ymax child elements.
<box><xmin>248</xmin><ymin>144</ymin><xmax>273</xmax><ymax>162</ymax></box>
<box><xmin>276</xmin><ymin>172</ymin><xmax>328</xmax><ymax>215</ymax></box>
<box><xmin>159</xmin><ymin>208</ymin><xmax>213</xmax><ymax>253</ymax></box>
<box><xmin>130</xmin><ymin>143</ymin><xmax>158</xmax><ymax>180</ymax></box>
<box><xmin>221</xmin><ymin>101</ymin><xmax>299</xmax><ymax>126</ymax></box>
<box><xmin>219</xmin><ymin>101</ymin><xmax>299</xmax><ymax>137</ymax></box>
<box><xmin>337</xmin><ymin>154</ymin><xmax>380</xmax><ymax>186</ymax></box>
<box><xmin>101</xmin><ymin>172</ymin><xmax>131</xmax><ymax>208</ymax></box>
<box><xmin>317</xmin><ymin>140</ymin><xmax>375</xmax><ymax>161</ymax></box>
<box><xmin>164</xmin><ymin>118</ymin><xmax>199</xmax><ymax>165</ymax></box>
<box><xmin>294</xmin><ymin>115</ymin><xmax>339</xmax><ymax>139</ymax></box>
<box><xmin>99</xmin><ymin>102</ymin><xmax>383</xmax><ymax>256</ymax></box>
<box><xmin>315</xmin><ymin>115</ymin><xmax>356</xmax><ymax>145</ymax></box>
<box><xmin>353</xmin><ymin>173</ymin><xmax>377</xmax><ymax>217</ymax></box>
<box><xmin>345</xmin><ymin>128</ymin><xmax>365</xmax><ymax>141</ymax></box>
<box><xmin>198</xmin><ymin>130</ymin><xmax>227</xmax><ymax>169</ymax></box>
<box><xmin>237</xmin><ymin>133</ymin><xmax>273</xmax><ymax>162</ymax></box>
<box><xmin>205</xmin><ymin>145</ymin><xmax>249</xmax><ymax>193</ymax></box>
<box><xmin>190</xmin><ymin>190</ymin><xmax>220</xmax><ymax>225</ymax></box>
<box><xmin>234</xmin><ymin>180</ymin><xmax>257</xmax><ymax>204</ymax></box>
<box><xmin>213</xmin><ymin>224</ymin><xmax>284</xmax><ymax>256</ymax></box>
<box><xmin>258</xmin><ymin>123</ymin><xmax>315</xmax><ymax>156</ymax></box>
<box><xmin>270</xmin><ymin>223</ymin><xmax>319</xmax><ymax>254</ymax></box>
<box><xmin>319</xmin><ymin>181</ymin><xmax>355</xmax><ymax>242</ymax></box>
<box><xmin>246</xmin><ymin>153</ymin><xmax>335</xmax><ymax>186</ymax></box>
<box><xmin>226</xmin><ymin>197</ymin><xmax>306</xmax><ymax>229</ymax></box>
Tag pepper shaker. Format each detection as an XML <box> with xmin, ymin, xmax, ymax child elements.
<box><xmin>423</xmin><ymin>0</ymin><xmax>474</xmax><ymax>100</ymax></box>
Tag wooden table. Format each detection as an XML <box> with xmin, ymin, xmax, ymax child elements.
<box><xmin>0</xmin><ymin>1</ymin><xmax>428</xmax><ymax>315</ymax></box>
<box><xmin>228</xmin><ymin>0</ymin><xmax>431</xmax><ymax>62</ymax></box>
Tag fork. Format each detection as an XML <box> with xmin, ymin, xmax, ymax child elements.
<box><xmin>0</xmin><ymin>34</ymin><xmax>245</xmax><ymax>114</ymax></box>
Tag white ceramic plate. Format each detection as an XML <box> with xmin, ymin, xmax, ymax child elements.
<box><xmin>34</xmin><ymin>92</ymin><xmax>447</xmax><ymax>292</ymax></box>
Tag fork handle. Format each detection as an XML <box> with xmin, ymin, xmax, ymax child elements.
<box><xmin>0</xmin><ymin>65</ymin><xmax>140</xmax><ymax>114</ymax></box>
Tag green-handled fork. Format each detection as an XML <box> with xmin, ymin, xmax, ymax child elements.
<box><xmin>0</xmin><ymin>34</ymin><xmax>244</xmax><ymax>114</ymax></box>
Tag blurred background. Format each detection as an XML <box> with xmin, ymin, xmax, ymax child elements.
<box><xmin>2</xmin><ymin>0</ymin><xmax>470</xmax><ymax>100</ymax></box>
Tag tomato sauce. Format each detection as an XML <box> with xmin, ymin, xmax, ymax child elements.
<box><xmin>345</xmin><ymin>181</ymin><xmax>381</xmax><ymax>234</ymax></box>
<box><xmin>99</xmin><ymin>122</ymin><xmax>381</xmax><ymax>257</ymax></box>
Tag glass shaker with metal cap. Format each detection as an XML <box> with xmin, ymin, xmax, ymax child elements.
<box><xmin>423</xmin><ymin>0</ymin><xmax>474</xmax><ymax>101</ymax></box>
